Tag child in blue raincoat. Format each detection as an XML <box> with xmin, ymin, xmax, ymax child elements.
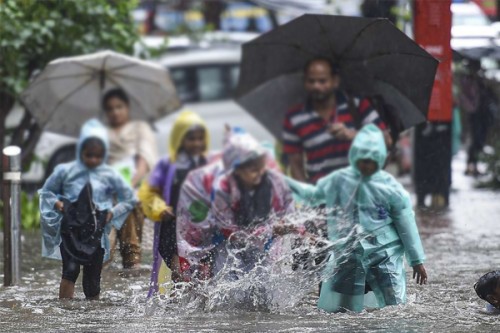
<box><xmin>39</xmin><ymin>119</ymin><xmax>135</xmax><ymax>300</ymax></box>
<box><xmin>287</xmin><ymin>124</ymin><xmax>427</xmax><ymax>313</ymax></box>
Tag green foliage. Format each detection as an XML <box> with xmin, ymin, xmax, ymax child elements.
<box><xmin>21</xmin><ymin>192</ymin><xmax>40</xmax><ymax>229</ymax></box>
<box><xmin>140</xmin><ymin>37</ymin><xmax>170</xmax><ymax>59</ymax></box>
<box><xmin>0</xmin><ymin>0</ymin><xmax>140</xmax><ymax>97</ymax></box>
<box><xmin>0</xmin><ymin>192</ymin><xmax>40</xmax><ymax>230</ymax></box>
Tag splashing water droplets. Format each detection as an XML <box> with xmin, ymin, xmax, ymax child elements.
<box><xmin>151</xmin><ymin>206</ymin><xmax>367</xmax><ymax>314</ymax></box>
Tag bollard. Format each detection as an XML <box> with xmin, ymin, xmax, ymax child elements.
<box><xmin>2</xmin><ymin>146</ymin><xmax>22</xmax><ymax>286</ymax></box>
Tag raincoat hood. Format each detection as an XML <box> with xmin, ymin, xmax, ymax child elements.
<box><xmin>169</xmin><ymin>110</ymin><xmax>210</xmax><ymax>162</ymax></box>
<box><xmin>222</xmin><ymin>130</ymin><xmax>266</xmax><ymax>170</ymax></box>
<box><xmin>77</xmin><ymin>119</ymin><xmax>109</xmax><ymax>166</ymax></box>
<box><xmin>348</xmin><ymin>124</ymin><xmax>387</xmax><ymax>174</ymax></box>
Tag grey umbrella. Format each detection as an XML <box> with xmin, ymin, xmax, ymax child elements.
<box><xmin>236</xmin><ymin>14</ymin><xmax>439</xmax><ymax>139</ymax></box>
<box><xmin>21</xmin><ymin>50</ymin><xmax>181</xmax><ymax>137</ymax></box>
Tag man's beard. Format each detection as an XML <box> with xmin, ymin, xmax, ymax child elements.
<box><xmin>309</xmin><ymin>90</ymin><xmax>334</xmax><ymax>103</ymax></box>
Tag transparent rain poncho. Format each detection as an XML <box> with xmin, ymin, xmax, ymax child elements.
<box><xmin>287</xmin><ymin>124</ymin><xmax>425</xmax><ymax>312</ymax></box>
<box><xmin>210</xmin><ymin>131</ymin><xmax>294</xmax><ymax>276</ymax></box>
<box><xmin>176</xmin><ymin>128</ymin><xmax>285</xmax><ymax>282</ymax></box>
<box><xmin>176</xmin><ymin>160</ymin><xmax>225</xmax><ymax>279</ymax></box>
<box><xmin>38</xmin><ymin>119</ymin><xmax>136</xmax><ymax>262</ymax></box>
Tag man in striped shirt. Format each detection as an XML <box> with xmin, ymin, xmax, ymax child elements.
<box><xmin>283</xmin><ymin>58</ymin><xmax>391</xmax><ymax>184</ymax></box>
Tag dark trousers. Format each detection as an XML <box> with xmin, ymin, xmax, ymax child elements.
<box><xmin>414</xmin><ymin>122</ymin><xmax>452</xmax><ymax>206</ymax></box>
<box><xmin>61</xmin><ymin>244</ymin><xmax>104</xmax><ymax>298</ymax></box>
<box><xmin>467</xmin><ymin>112</ymin><xmax>489</xmax><ymax>165</ymax></box>
<box><xmin>158</xmin><ymin>220</ymin><xmax>177</xmax><ymax>268</ymax></box>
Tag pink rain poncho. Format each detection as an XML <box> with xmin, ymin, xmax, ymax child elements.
<box><xmin>176</xmin><ymin>160</ymin><xmax>224</xmax><ymax>280</ymax></box>
<box><xmin>210</xmin><ymin>132</ymin><xmax>294</xmax><ymax>275</ymax></box>
<box><xmin>176</xmin><ymin>130</ymin><xmax>286</xmax><ymax>280</ymax></box>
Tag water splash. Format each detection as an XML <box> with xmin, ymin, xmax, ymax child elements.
<box><xmin>151</xmin><ymin>206</ymin><xmax>365</xmax><ymax>313</ymax></box>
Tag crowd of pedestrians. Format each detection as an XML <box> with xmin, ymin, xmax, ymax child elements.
<box><xmin>39</xmin><ymin>58</ymin><xmax>428</xmax><ymax>313</ymax></box>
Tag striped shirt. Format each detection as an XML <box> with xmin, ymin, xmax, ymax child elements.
<box><xmin>283</xmin><ymin>91</ymin><xmax>386</xmax><ymax>183</ymax></box>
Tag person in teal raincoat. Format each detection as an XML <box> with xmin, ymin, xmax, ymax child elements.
<box><xmin>287</xmin><ymin>124</ymin><xmax>427</xmax><ymax>312</ymax></box>
<box><xmin>39</xmin><ymin>119</ymin><xmax>136</xmax><ymax>299</ymax></box>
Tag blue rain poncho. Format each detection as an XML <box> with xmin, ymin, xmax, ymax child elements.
<box><xmin>39</xmin><ymin>119</ymin><xmax>136</xmax><ymax>262</ymax></box>
<box><xmin>287</xmin><ymin>124</ymin><xmax>425</xmax><ymax>313</ymax></box>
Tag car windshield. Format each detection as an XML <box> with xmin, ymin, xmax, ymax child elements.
<box><xmin>170</xmin><ymin>64</ymin><xmax>240</xmax><ymax>103</ymax></box>
<box><xmin>453</xmin><ymin>13</ymin><xmax>490</xmax><ymax>27</ymax></box>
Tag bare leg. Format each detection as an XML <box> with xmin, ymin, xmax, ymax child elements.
<box><xmin>59</xmin><ymin>279</ymin><xmax>75</xmax><ymax>299</ymax></box>
<box><xmin>170</xmin><ymin>255</ymin><xmax>182</xmax><ymax>283</ymax></box>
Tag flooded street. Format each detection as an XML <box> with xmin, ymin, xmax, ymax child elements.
<box><xmin>1</xmin><ymin>152</ymin><xmax>500</xmax><ymax>332</ymax></box>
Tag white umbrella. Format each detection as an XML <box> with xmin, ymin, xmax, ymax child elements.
<box><xmin>21</xmin><ymin>50</ymin><xmax>181</xmax><ymax>136</ymax></box>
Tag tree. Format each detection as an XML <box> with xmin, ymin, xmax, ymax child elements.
<box><xmin>0</xmin><ymin>0</ymin><xmax>141</xmax><ymax>167</ymax></box>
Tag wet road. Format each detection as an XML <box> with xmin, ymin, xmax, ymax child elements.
<box><xmin>1</xmin><ymin>152</ymin><xmax>499</xmax><ymax>332</ymax></box>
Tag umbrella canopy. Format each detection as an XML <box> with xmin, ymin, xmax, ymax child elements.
<box><xmin>251</xmin><ymin>0</ymin><xmax>326</xmax><ymax>14</ymax></box>
<box><xmin>453</xmin><ymin>46</ymin><xmax>500</xmax><ymax>61</ymax></box>
<box><xmin>21</xmin><ymin>50</ymin><xmax>181</xmax><ymax>136</ymax></box>
<box><xmin>236</xmin><ymin>14</ymin><xmax>439</xmax><ymax>139</ymax></box>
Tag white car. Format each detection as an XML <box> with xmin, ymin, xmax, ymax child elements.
<box><xmin>154</xmin><ymin>47</ymin><xmax>274</xmax><ymax>155</ymax></box>
<box><xmin>23</xmin><ymin>45</ymin><xmax>274</xmax><ymax>185</ymax></box>
<box><xmin>451</xmin><ymin>2</ymin><xmax>500</xmax><ymax>50</ymax></box>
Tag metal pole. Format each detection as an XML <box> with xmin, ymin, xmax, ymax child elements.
<box><xmin>3</xmin><ymin>146</ymin><xmax>21</xmax><ymax>286</ymax></box>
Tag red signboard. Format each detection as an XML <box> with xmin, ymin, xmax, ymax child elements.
<box><xmin>414</xmin><ymin>0</ymin><xmax>453</xmax><ymax>122</ymax></box>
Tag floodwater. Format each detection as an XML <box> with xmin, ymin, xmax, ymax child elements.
<box><xmin>1</xmin><ymin>152</ymin><xmax>500</xmax><ymax>332</ymax></box>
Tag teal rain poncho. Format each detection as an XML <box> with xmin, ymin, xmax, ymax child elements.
<box><xmin>39</xmin><ymin>119</ymin><xmax>136</xmax><ymax>262</ymax></box>
<box><xmin>287</xmin><ymin>124</ymin><xmax>425</xmax><ymax>313</ymax></box>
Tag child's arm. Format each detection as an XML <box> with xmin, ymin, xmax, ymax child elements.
<box><xmin>413</xmin><ymin>264</ymin><xmax>427</xmax><ymax>285</ymax></box>
<box><xmin>282</xmin><ymin>177</ymin><xmax>296</xmax><ymax>214</ymax></box>
<box><xmin>391</xmin><ymin>188</ymin><xmax>426</xmax><ymax>267</ymax></box>
<box><xmin>38</xmin><ymin>165</ymin><xmax>66</xmax><ymax>251</ymax></box>
<box><xmin>137</xmin><ymin>180</ymin><xmax>173</xmax><ymax>222</ymax></box>
<box><xmin>109</xmin><ymin>171</ymin><xmax>137</xmax><ymax>230</ymax></box>
<box><xmin>38</xmin><ymin>165</ymin><xmax>65</xmax><ymax>221</ymax></box>
<box><xmin>285</xmin><ymin>176</ymin><xmax>325</xmax><ymax>207</ymax></box>
<box><xmin>392</xmin><ymin>189</ymin><xmax>427</xmax><ymax>285</ymax></box>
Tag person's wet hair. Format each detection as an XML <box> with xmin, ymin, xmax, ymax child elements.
<box><xmin>474</xmin><ymin>271</ymin><xmax>500</xmax><ymax>301</ymax></box>
<box><xmin>303</xmin><ymin>57</ymin><xmax>340</xmax><ymax>77</ymax></box>
<box><xmin>102</xmin><ymin>88</ymin><xmax>129</xmax><ymax>110</ymax></box>
<box><xmin>81</xmin><ymin>137</ymin><xmax>106</xmax><ymax>155</ymax></box>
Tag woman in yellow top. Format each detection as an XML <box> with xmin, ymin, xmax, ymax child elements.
<box><xmin>138</xmin><ymin>111</ymin><xmax>210</xmax><ymax>297</ymax></box>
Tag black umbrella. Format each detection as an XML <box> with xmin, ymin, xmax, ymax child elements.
<box><xmin>236</xmin><ymin>14</ymin><xmax>439</xmax><ymax>139</ymax></box>
<box><xmin>453</xmin><ymin>46</ymin><xmax>500</xmax><ymax>61</ymax></box>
